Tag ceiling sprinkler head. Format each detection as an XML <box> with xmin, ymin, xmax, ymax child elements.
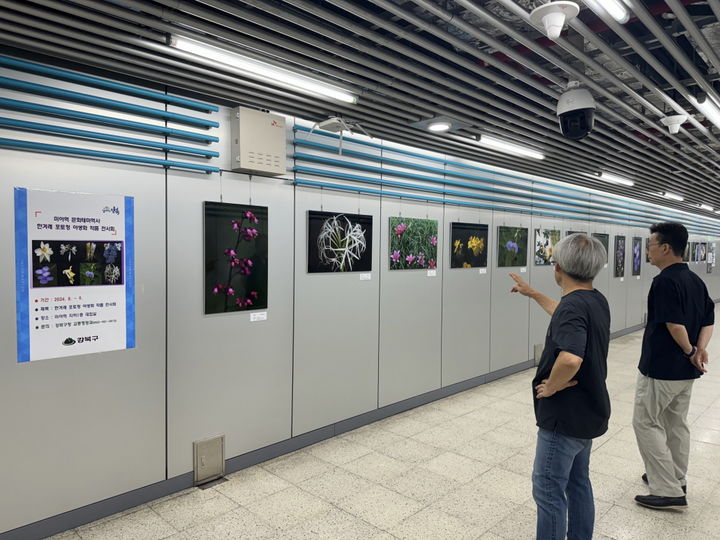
<box><xmin>530</xmin><ymin>1</ymin><xmax>580</xmax><ymax>40</ymax></box>
<box><xmin>660</xmin><ymin>114</ymin><xmax>688</xmax><ymax>134</ymax></box>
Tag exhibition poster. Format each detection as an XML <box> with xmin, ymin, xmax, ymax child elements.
<box><xmin>14</xmin><ymin>188</ymin><xmax>135</xmax><ymax>362</ymax></box>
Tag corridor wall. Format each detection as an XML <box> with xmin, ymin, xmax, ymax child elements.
<box><xmin>3</xmin><ymin>57</ymin><xmax>720</xmax><ymax>539</ymax></box>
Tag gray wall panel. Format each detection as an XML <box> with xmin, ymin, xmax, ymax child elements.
<box><xmin>528</xmin><ymin>217</ymin><xmax>563</xmax><ymax>360</ymax></box>
<box><xmin>379</xmin><ymin>199</ymin><xmax>443</xmax><ymax>407</ymax></box>
<box><xmin>0</xmin><ymin>154</ymin><xmax>166</xmax><ymax>533</ymax></box>
<box><xmin>490</xmin><ymin>212</ymin><xmax>531</xmax><ymax>371</ymax></box>
<box><xmin>292</xmin><ymin>188</ymin><xmax>381</xmax><ymax>435</ymax></box>
<box><xmin>166</xmin><ymin>171</ymin><xmax>294</xmax><ymax>477</ymax></box>
<box><xmin>441</xmin><ymin>206</ymin><xmax>492</xmax><ymax>386</ymax></box>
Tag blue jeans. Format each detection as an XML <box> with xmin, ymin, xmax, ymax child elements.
<box><xmin>533</xmin><ymin>428</ymin><xmax>594</xmax><ymax>540</ymax></box>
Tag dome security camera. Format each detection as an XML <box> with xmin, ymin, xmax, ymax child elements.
<box><xmin>557</xmin><ymin>84</ymin><xmax>596</xmax><ymax>140</ymax></box>
<box><xmin>660</xmin><ymin>114</ymin><xmax>687</xmax><ymax>134</ymax></box>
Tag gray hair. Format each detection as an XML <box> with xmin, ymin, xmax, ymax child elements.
<box><xmin>553</xmin><ymin>233</ymin><xmax>606</xmax><ymax>281</ymax></box>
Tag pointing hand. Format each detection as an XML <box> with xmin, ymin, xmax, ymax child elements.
<box><xmin>510</xmin><ymin>273</ymin><xmax>534</xmax><ymax>296</ymax></box>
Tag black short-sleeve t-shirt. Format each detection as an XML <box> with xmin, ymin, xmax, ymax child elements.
<box><xmin>639</xmin><ymin>263</ymin><xmax>715</xmax><ymax>380</ymax></box>
<box><xmin>533</xmin><ymin>289</ymin><xmax>611</xmax><ymax>440</ymax></box>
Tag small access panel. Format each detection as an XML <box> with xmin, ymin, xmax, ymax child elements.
<box><xmin>193</xmin><ymin>435</ymin><xmax>225</xmax><ymax>486</ymax></box>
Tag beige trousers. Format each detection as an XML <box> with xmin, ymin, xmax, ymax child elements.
<box><xmin>632</xmin><ymin>373</ymin><xmax>694</xmax><ymax>498</ymax></box>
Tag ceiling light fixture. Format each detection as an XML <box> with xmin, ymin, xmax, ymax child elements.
<box><xmin>660</xmin><ymin>114</ymin><xmax>688</xmax><ymax>134</ymax></box>
<box><xmin>410</xmin><ymin>115</ymin><xmax>468</xmax><ymax>133</ymax></box>
<box><xmin>171</xmin><ymin>36</ymin><xmax>357</xmax><ymax>104</ymax></box>
<box><xmin>699</xmin><ymin>204</ymin><xmax>714</xmax><ymax>211</ymax></box>
<box><xmin>663</xmin><ymin>192</ymin><xmax>684</xmax><ymax>201</ymax></box>
<box><xmin>583</xmin><ymin>0</ymin><xmax>630</xmax><ymax>24</ymax></box>
<box><xmin>428</xmin><ymin>121</ymin><xmax>452</xmax><ymax>132</ymax></box>
<box><xmin>476</xmin><ymin>135</ymin><xmax>545</xmax><ymax>160</ymax></box>
<box><xmin>529</xmin><ymin>1</ymin><xmax>580</xmax><ymax>39</ymax></box>
<box><xmin>599</xmin><ymin>172</ymin><xmax>634</xmax><ymax>186</ymax></box>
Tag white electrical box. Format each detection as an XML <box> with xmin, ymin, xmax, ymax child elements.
<box><xmin>230</xmin><ymin>107</ymin><xmax>286</xmax><ymax>175</ymax></box>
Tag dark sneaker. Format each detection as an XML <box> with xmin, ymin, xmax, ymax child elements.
<box><xmin>635</xmin><ymin>494</ymin><xmax>687</xmax><ymax>510</ymax></box>
<box><xmin>641</xmin><ymin>473</ymin><xmax>687</xmax><ymax>494</ymax></box>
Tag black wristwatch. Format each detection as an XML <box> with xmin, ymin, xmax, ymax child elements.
<box><xmin>682</xmin><ymin>346</ymin><xmax>697</xmax><ymax>359</ymax></box>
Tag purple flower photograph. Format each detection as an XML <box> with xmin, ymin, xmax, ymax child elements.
<box><xmin>632</xmin><ymin>237</ymin><xmax>642</xmax><ymax>276</ymax></box>
<box><xmin>204</xmin><ymin>202</ymin><xmax>268</xmax><ymax>314</ymax></box>
<box><xmin>497</xmin><ymin>226</ymin><xmax>528</xmax><ymax>267</ymax></box>
<box><xmin>388</xmin><ymin>216</ymin><xmax>438</xmax><ymax>270</ymax></box>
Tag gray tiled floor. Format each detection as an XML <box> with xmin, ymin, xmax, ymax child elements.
<box><xmin>50</xmin><ymin>320</ymin><xmax>720</xmax><ymax>539</ymax></box>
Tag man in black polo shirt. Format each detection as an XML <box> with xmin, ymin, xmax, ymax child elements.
<box><xmin>510</xmin><ymin>233</ymin><xmax>610</xmax><ymax>540</ymax></box>
<box><xmin>633</xmin><ymin>222</ymin><xmax>715</xmax><ymax>510</ymax></box>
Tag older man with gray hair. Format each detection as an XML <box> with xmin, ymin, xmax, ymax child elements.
<box><xmin>510</xmin><ymin>233</ymin><xmax>610</xmax><ymax>540</ymax></box>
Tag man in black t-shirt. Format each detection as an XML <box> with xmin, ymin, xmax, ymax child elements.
<box><xmin>633</xmin><ymin>222</ymin><xmax>715</xmax><ymax>510</ymax></box>
<box><xmin>510</xmin><ymin>233</ymin><xmax>610</xmax><ymax>540</ymax></box>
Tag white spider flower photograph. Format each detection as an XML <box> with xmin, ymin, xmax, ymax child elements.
<box><xmin>104</xmin><ymin>264</ymin><xmax>121</xmax><ymax>285</ymax></box>
<box><xmin>308</xmin><ymin>211</ymin><xmax>373</xmax><ymax>273</ymax></box>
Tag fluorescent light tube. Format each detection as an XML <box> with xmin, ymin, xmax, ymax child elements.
<box><xmin>583</xmin><ymin>0</ymin><xmax>629</xmax><ymax>23</ymax></box>
<box><xmin>663</xmin><ymin>192</ymin><xmax>684</xmax><ymax>201</ymax></box>
<box><xmin>599</xmin><ymin>0</ymin><xmax>630</xmax><ymax>23</ymax></box>
<box><xmin>478</xmin><ymin>135</ymin><xmax>545</xmax><ymax>160</ymax></box>
<box><xmin>172</xmin><ymin>36</ymin><xmax>357</xmax><ymax>104</ymax></box>
<box><xmin>691</xmin><ymin>95</ymin><xmax>720</xmax><ymax>131</ymax></box>
<box><xmin>600</xmin><ymin>172</ymin><xmax>634</xmax><ymax>186</ymax></box>
<box><xmin>699</xmin><ymin>204</ymin><xmax>714</xmax><ymax>211</ymax></box>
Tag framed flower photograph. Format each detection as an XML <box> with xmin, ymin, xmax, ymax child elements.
<box><xmin>632</xmin><ymin>237</ymin><xmax>642</xmax><ymax>276</ymax></box>
<box><xmin>450</xmin><ymin>222</ymin><xmax>488</xmax><ymax>269</ymax></box>
<box><xmin>707</xmin><ymin>244</ymin><xmax>715</xmax><ymax>274</ymax></box>
<box><xmin>689</xmin><ymin>242</ymin><xmax>697</xmax><ymax>262</ymax></box>
<box><xmin>683</xmin><ymin>243</ymin><xmax>690</xmax><ymax>262</ymax></box>
<box><xmin>389</xmin><ymin>216</ymin><xmax>438</xmax><ymax>270</ymax></box>
<box><xmin>204</xmin><ymin>201</ymin><xmax>268</xmax><ymax>314</ymax></box>
<box><xmin>592</xmin><ymin>233</ymin><xmax>609</xmax><ymax>263</ymax></box>
<box><xmin>308</xmin><ymin>211</ymin><xmax>373</xmax><ymax>273</ymax></box>
<box><xmin>534</xmin><ymin>228</ymin><xmax>560</xmax><ymax>266</ymax></box>
<box><xmin>696</xmin><ymin>242</ymin><xmax>707</xmax><ymax>262</ymax></box>
<box><xmin>566</xmin><ymin>230</ymin><xmax>587</xmax><ymax>236</ymax></box>
<box><xmin>497</xmin><ymin>226</ymin><xmax>528</xmax><ymax>268</ymax></box>
<box><xmin>614</xmin><ymin>235</ymin><xmax>626</xmax><ymax>278</ymax></box>
<box><xmin>645</xmin><ymin>237</ymin><xmax>651</xmax><ymax>263</ymax></box>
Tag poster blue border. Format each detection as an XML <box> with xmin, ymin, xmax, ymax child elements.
<box><xmin>124</xmin><ymin>196</ymin><xmax>135</xmax><ymax>348</ymax></box>
<box><xmin>14</xmin><ymin>187</ymin><xmax>30</xmax><ymax>363</ymax></box>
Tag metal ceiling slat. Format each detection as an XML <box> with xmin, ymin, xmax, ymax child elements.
<box><xmin>213</xmin><ymin>0</ymin><xmax>714</xmax><ymax>192</ymax></box>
